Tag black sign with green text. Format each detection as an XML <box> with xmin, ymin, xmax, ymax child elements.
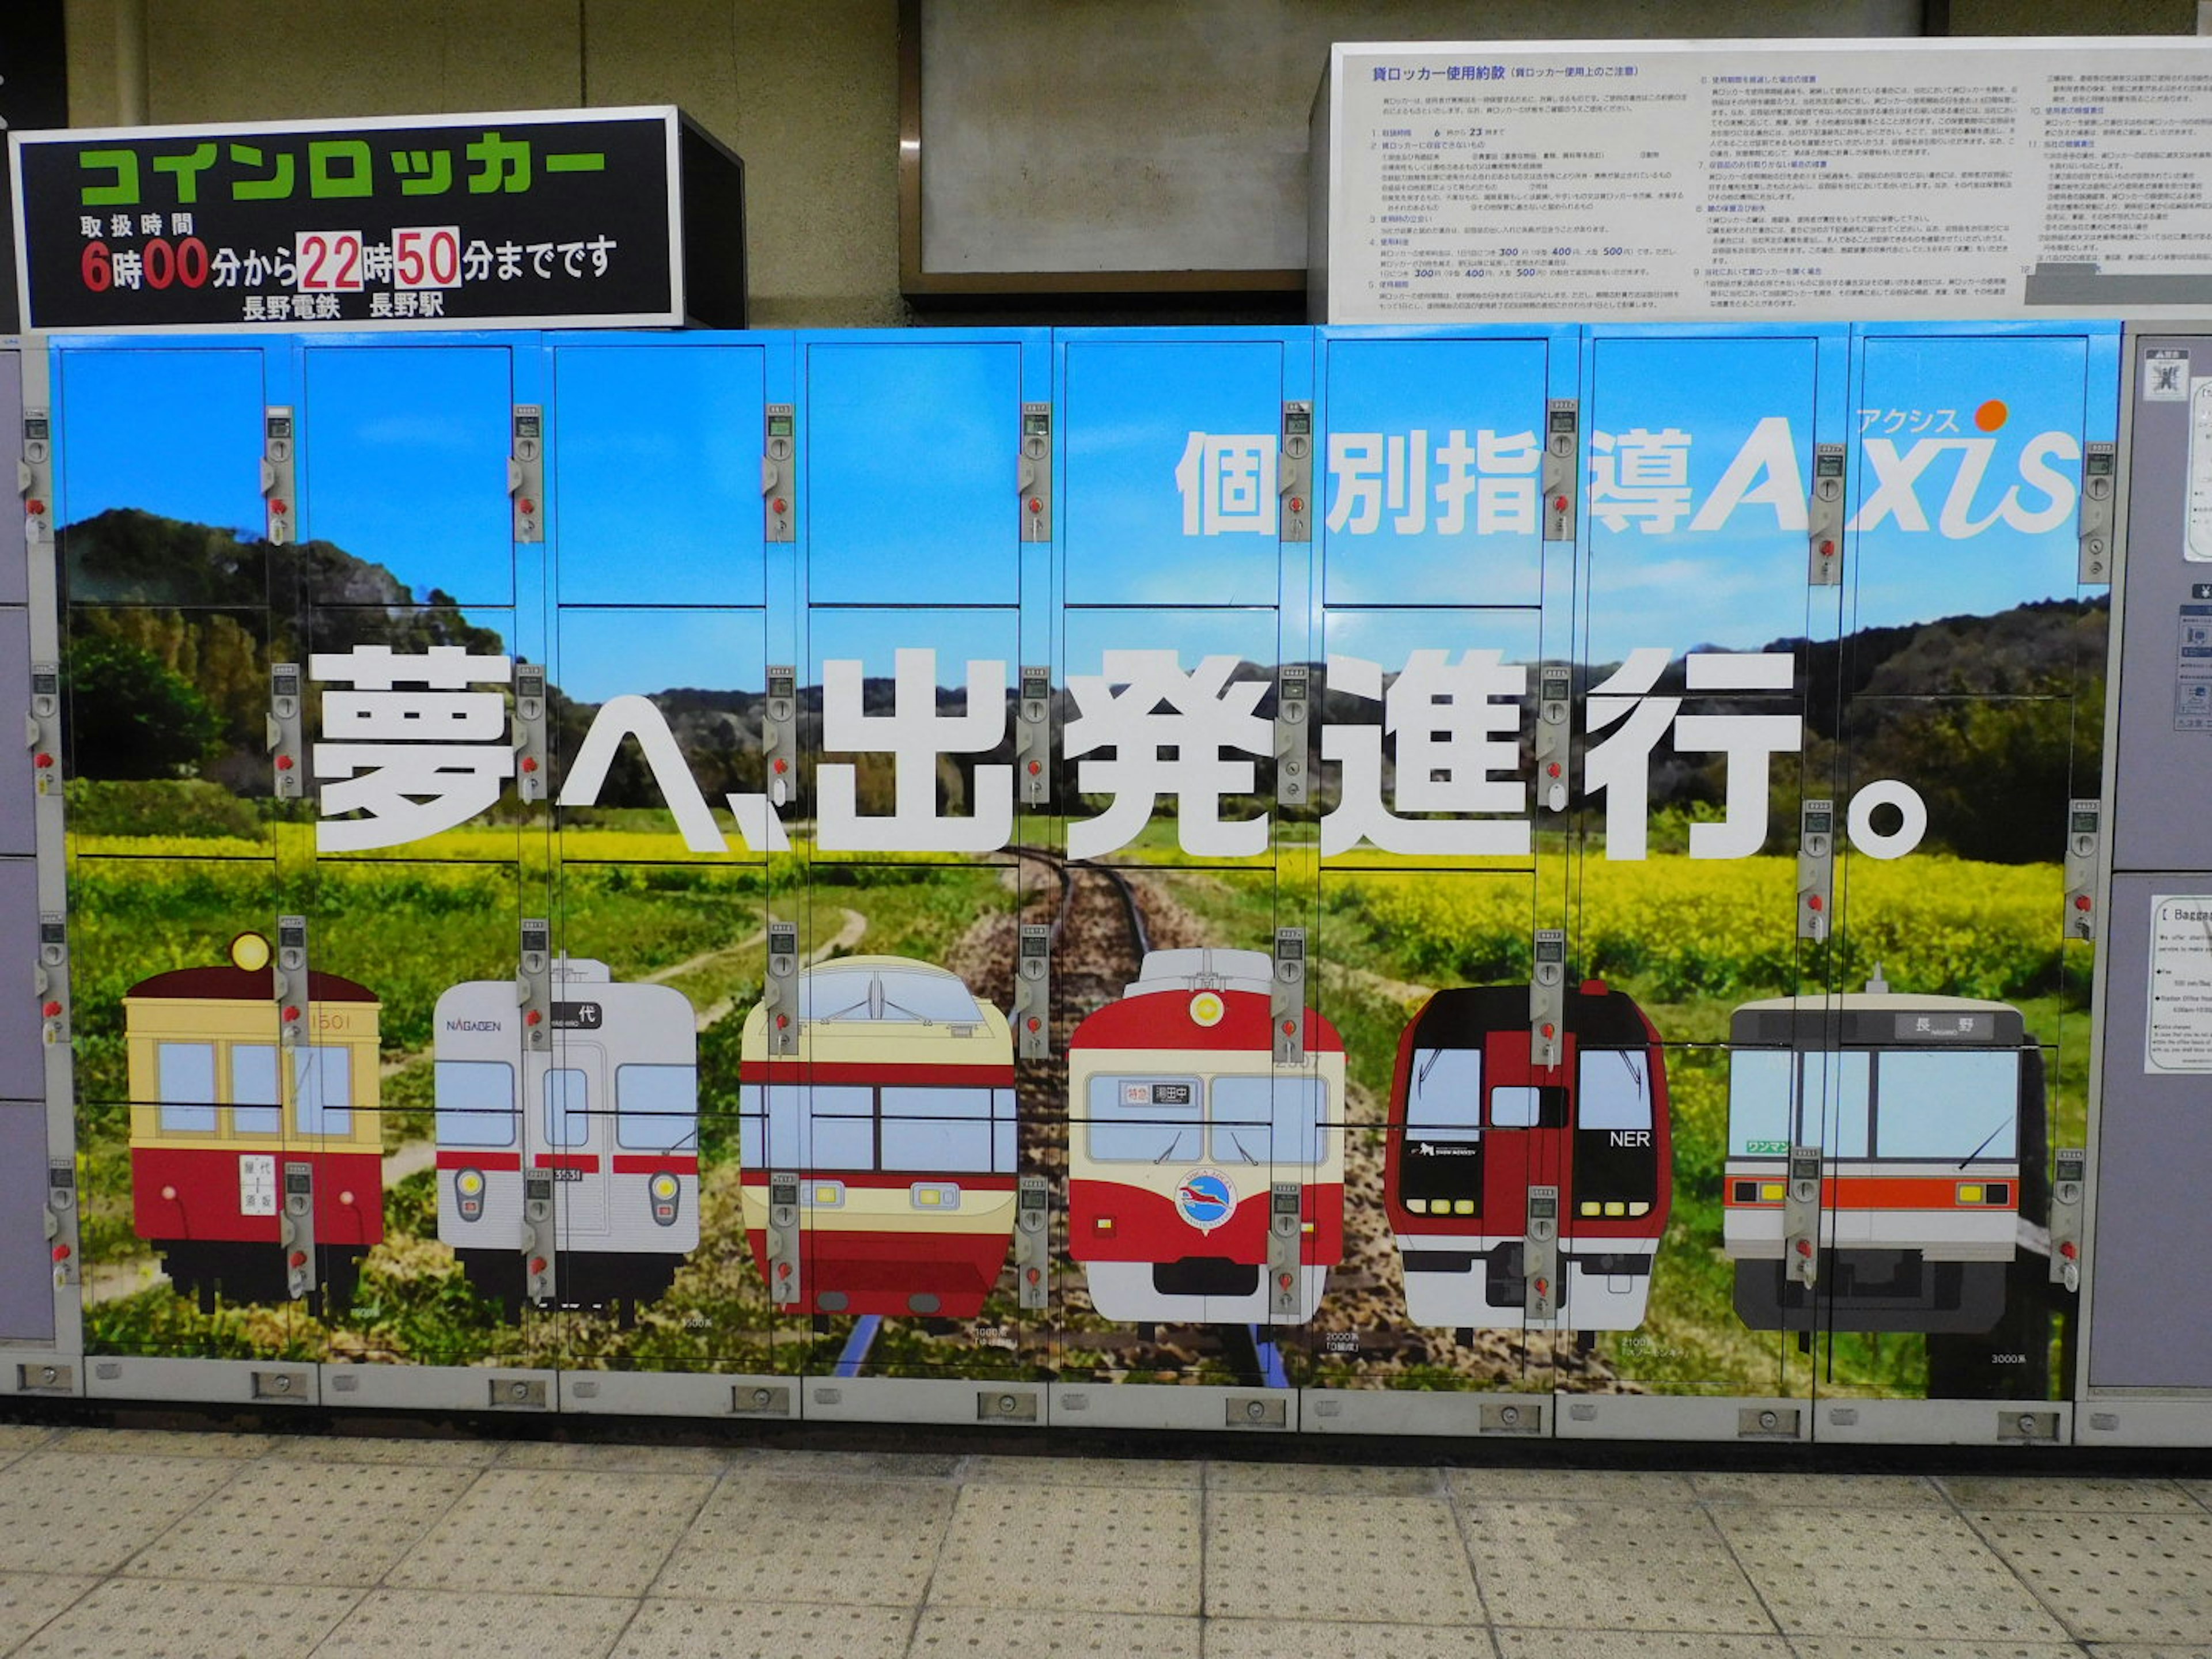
<box><xmin>8</xmin><ymin>106</ymin><xmax>746</xmax><ymax>331</ymax></box>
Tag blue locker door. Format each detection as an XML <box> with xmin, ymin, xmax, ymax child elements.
<box><xmin>804</xmin><ymin>333</ymin><xmax>1037</xmax><ymax>606</ymax></box>
<box><xmin>300</xmin><ymin>339</ymin><xmax>520</xmax><ymax>608</ymax></box>
<box><xmin>1321</xmin><ymin>330</ymin><xmax>1566</xmax><ymax>608</ymax></box>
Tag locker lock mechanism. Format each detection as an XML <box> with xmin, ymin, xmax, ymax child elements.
<box><xmin>1271</xmin><ymin>929</ymin><xmax>1306</xmax><ymax>1065</ymax></box>
<box><xmin>763</xmin><ymin>405</ymin><xmax>796</xmax><ymax>543</ymax></box>
<box><xmin>517</xmin><ymin>919</ymin><xmax>552</xmax><ymax>1051</ymax></box>
<box><xmin>1013</xmin><ymin>923</ymin><xmax>1051</xmax><ymax>1060</ymax></box>
<box><xmin>274</xmin><ymin>915</ymin><xmax>309</xmax><ymax>1049</ymax></box>
<box><xmin>1808</xmin><ymin>444</ymin><xmax>1846</xmax><ymax>586</ymax></box>
<box><xmin>2078</xmin><ymin>441</ymin><xmax>2116</xmax><ymax>585</ymax></box>
<box><xmin>509</xmin><ymin>405</ymin><xmax>544</xmax><ymax>543</ymax></box>
<box><xmin>514</xmin><ymin>665</ymin><xmax>548</xmax><ymax>804</ymax></box>
<box><xmin>522</xmin><ymin>1171</ymin><xmax>556</xmax><ymax>1304</ymax></box>
<box><xmin>1797</xmin><ymin>800</ymin><xmax>1835</xmax><ymax>942</ymax></box>
<box><xmin>1015</xmin><ymin>665</ymin><xmax>1052</xmax><ymax>809</ymax></box>
<box><xmin>2062</xmin><ymin>798</ymin><xmax>2100</xmax><ymax>941</ymax></box>
<box><xmin>281</xmin><ymin>1161</ymin><xmax>316</xmax><ymax>1301</ymax></box>
<box><xmin>1523</xmin><ymin>1185</ymin><xmax>1559</xmax><ymax>1323</ymax></box>
<box><xmin>28</xmin><ymin>662</ymin><xmax>61</xmax><ymax>798</ymax></box>
<box><xmin>21</xmin><ymin>408</ymin><xmax>54</xmax><ymax>547</ymax></box>
<box><xmin>262</xmin><ymin>406</ymin><xmax>295</xmax><ymax>546</ymax></box>
<box><xmin>47</xmin><ymin>1161</ymin><xmax>78</xmax><ymax>1289</ymax></box>
<box><xmin>1534</xmin><ymin>661</ymin><xmax>1571</xmax><ymax>814</ymax></box>
<box><xmin>2049</xmin><ymin>1147</ymin><xmax>2086</xmax><ymax>1292</ymax></box>
<box><xmin>767</xmin><ymin>1173</ymin><xmax>802</xmax><ymax>1306</ymax></box>
<box><xmin>1530</xmin><ymin>930</ymin><xmax>1566</xmax><ymax>1069</ymax></box>
<box><xmin>1783</xmin><ymin>1146</ymin><xmax>1822</xmax><ymax>1289</ymax></box>
<box><xmin>268</xmin><ymin>664</ymin><xmax>305</xmax><ymax>799</ymax></box>
<box><xmin>37</xmin><ymin>915</ymin><xmax>69</xmax><ymax>1046</ymax></box>
<box><xmin>1276</xmin><ymin>665</ymin><xmax>1310</xmax><ymax>808</ymax></box>
<box><xmin>1018</xmin><ymin>403</ymin><xmax>1052</xmax><ymax>541</ymax></box>
<box><xmin>765</xmin><ymin>921</ymin><xmax>800</xmax><ymax>1056</ymax></box>
<box><xmin>763</xmin><ymin>666</ymin><xmax>797</xmax><ymax>811</ymax></box>
<box><xmin>1281</xmin><ymin>401</ymin><xmax>1313</xmax><ymax>544</ymax></box>
<box><xmin>1014</xmin><ymin>1175</ymin><xmax>1051</xmax><ymax>1310</ymax></box>
<box><xmin>1542</xmin><ymin>401</ymin><xmax>1578</xmax><ymax>542</ymax></box>
<box><xmin>1267</xmin><ymin>1181</ymin><xmax>1304</xmax><ymax>1319</ymax></box>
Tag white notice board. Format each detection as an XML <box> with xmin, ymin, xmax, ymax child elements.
<box><xmin>1312</xmin><ymin>37</ymin><xmax>2212</xmax><ymax>324</ymax></box>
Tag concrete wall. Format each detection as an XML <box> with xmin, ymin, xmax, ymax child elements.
<box><xmin>55</xmin><ymin>0</ymin><xmax>2200</xmax><ymax>328</ymax></box>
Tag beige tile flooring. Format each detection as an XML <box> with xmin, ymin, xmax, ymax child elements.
<box><xmin>0</xmin><ymin>1419</ymin><xmax>2207</xmax><ymax>1658</ymax></box>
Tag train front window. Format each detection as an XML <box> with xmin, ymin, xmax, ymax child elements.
<box><xmin>1490</xmin><ymin>1086</ymin><xmax>1565</xmax><ymax>1128</ymax></box>
<box><xmin>882</xmin><ymin>1086</ymin><xmax>1007</xmax><ymax>1173</ymax></box>
<box><xmin>1727</xmin><ymin>1050</ymin><xmax>1793</xmax><ymax>1156</ymax></box>
<box><xmin>230</xmin><ymin>1043</ymin><xmax>280</xmax><ymax>1134</ymax></box>
<box><xmin>800</xmin><ymin>967</ymin><xmax>981</xmax><ymax>1025</ymax></box>
<box><xmin>436</xmin><ymin>1060</ymin><xmax>517</xmax><ymax>1147</ymax></box>
<box><xmin>155</xmin><ymin>1041</ymin><xmax>217</xmax><ymax>1132</ymax></box>
<box><xmin>1874</xmin><ymin>1049</ymin><xmax>2020</xmax><ymax>1162</ymax></box>
<box><xmin>543</xmin><ymin>1067</ymin><xmax>589</xmax><ymax>1149</ymax></box>
<box><xmin>1802</xmin><ymin>1051</ymin><xmax>1870</xmax><ymax>1158</ymax></box>
<box><xmin>1210</xmin><ymin>1075</ymin><xmax>1326</xmax><ymax>1165</ymax></box>
<box><xmin>1406</xmin><ymin>1047</ymin><xmax>1482</xmax><ymax>1142</ymax></box>
<box><xmin>808</xmin><ymin>1084</ymin><xmax>876</xmax><ymax>1169</ymax></box>
<box><xmin>1086</xmin><ymin>1074</ymin><xmax>1203</xmax><ymax>1164</ymax></box>
<box><xmin>615</xmin><ymin>1064</ymin><xmax>698</xmax><ymax>1152</ymax></box>
<box><xmin>1577</xmin><ymin>1050</ymin><xmax>1653</xmax><ymax>1131</ymax></box>
<box><xmin>291</xmin><ymin>1046</ymin><xmax>354</xmax><ymax>1137</ymax></box>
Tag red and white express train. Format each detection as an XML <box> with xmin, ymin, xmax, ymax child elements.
<box><xmin>435</xmin><ymin>957</ymin><xmax>699</xmax><ymax>1322</ymax></box>
<box><xmin>1384</xmin><ymin>980</ymin><xmax>1671</xmax><ymax>1331</ymax></box>
<box><xmin>737</xmin><ymin>956</ymin><xmax>1017</xmax><ymax>1318</ymax></box>
<box><xmin>1066</xmin><ymin>949</ymin><xmax>1345</xmax><ymax>1325</ymax></box>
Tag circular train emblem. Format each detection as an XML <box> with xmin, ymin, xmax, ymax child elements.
<box><xmin>1176</xmin><ymin>1169</ymin><xmax>1236</xmax><ymax>1232</ymax></box>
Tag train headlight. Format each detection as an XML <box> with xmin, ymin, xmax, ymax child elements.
<box><xmin>649</xmin><ymin>1171</ymin><xmax>681</xmax><ymax>1228</ymax></box>
<box><xmin>1628</xmin><ymin>1201</ymin><xmax>1650</xmax><ymax>1217</ymax></box>
<box><xmin>453</xmin><ymin>1168</ymin><xmax>485</xmax><ymax>1222</ymax></box>
<box><xmin>1188</xmin><ymin>991</ymin><xmax>1225</xmax><ymax>1028</ymax></box>
<box><xmin>910</xmin><ymin>1182</ymin><xmax>963</xmax><ymax>1211</ymax></box>
<box><xmin>1957</xmin><ymin>1183</ymin><xmax>1984</xmax><ymax>1205</ymax></box>
<box><xmin>1405</xmin><ymin>1198</ymin><xmax>1428</xmax><ymax>1215</ymax></box>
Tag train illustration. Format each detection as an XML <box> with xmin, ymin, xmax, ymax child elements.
<box><xmin>1384</xmin><ymin>979</ymin><xmax>1672</xmax><ymax>1332</ymax></box>
<box><xmin>125</xmin><ymin>933</ymin><xmax>384</xmax><ymax>1316</ymax></box>
<box><xmin>434</xmin><ymin>958</ymin><xmax>699</xmax><ymax>1324</ymax></box>
<box><xmin>1722</xmin><ymin>985</ymin><xmax>2042</xmax><ymax>1334</ymax></box>
<box><xmin>737</xmin><ymin>956</ymin><xmax>1018</xmax><ymax>1318</ymax></box>
<box><xmin>1066</xmin><ymin>949</ymin><xmax>1346</xmax><ymax>1325</ymax></box>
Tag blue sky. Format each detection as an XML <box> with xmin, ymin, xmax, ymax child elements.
<box><xmin>55</xmin><ymin>329</ymin><xmax>2102</xmax><ymax>703</ymax></box>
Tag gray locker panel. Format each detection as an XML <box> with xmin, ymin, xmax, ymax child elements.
<box><xmin>0</xmin><ymin>609</ymin><xmax>33</xmax><ymax>856</ymax></box>
<box><xmin>2086</xmin><ymin>873</ymin><xmax>2212</xmax><ymax>1391</ymax></box>
<box><xmin>0</xmin><ymin>351</ymin><xmax>22</xmax><ymax>606</ymax></box>
<box><xmin>0</xmin><ymin>860</ymin><xmax>36</xmax><ymax>1100</ymax></box>
<box><xmin>2112</xmin><ymin>336</ymin><xmax>2212</xmax><ymax>874</ymax></box>
<box><xmin>0</xmin><ymin>1100</ymin><xmax>51</xmax><ymax>1342</ymax></box>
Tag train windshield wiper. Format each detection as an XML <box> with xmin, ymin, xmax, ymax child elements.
<box><xmin>1226</xmin><ymin>1130</ymin><xmax>1258</xmax><ymax>1165</ymax></box>
<box><xmin>1956</xmin><ymin>1118</ymin><xmax>2013</xmax><ymax>1168</ymax></box>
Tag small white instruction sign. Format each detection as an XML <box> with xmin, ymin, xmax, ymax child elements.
<box><xmin>2146</xmin><ymin>895</ymin><xmax>2212</xmax><ymax>1073</ymax></box>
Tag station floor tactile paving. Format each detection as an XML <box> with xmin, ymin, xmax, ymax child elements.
<box><xmin>0</xmin><ymin>1420</ymin><xmax>2208</xmax><ymax>1658</ymax></box>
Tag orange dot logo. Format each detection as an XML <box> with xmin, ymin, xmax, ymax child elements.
<box><xmin>1974</xmin><ymin>399</ymin><xmax>2009</xmax><ymax>432</ymax></box>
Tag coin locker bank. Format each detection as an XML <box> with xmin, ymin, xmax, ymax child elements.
<box><xmin>0</xmin><ymin>318</ymin><xmax>2207</xmax><ymax>1449</ymax></box>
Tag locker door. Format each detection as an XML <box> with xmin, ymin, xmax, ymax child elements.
<box><xmin>1581</xmin><ymin>325</ymin><xmax>1850</xmax><ymax>1431</ymax></box>
<box><xmin>1810</xmin><ymin>323</ymin><xmax>2118</xmax><ymax>1430</ymax></box>
<box><xmin>52</xmin><ymin>339</ymin><xmax>287</xmax><ymax>1356</ymax></box>
<box><xmin>786</xmin><ymin>330</ymin><xmax>1046</xmax><ymax>1399</ymax></box>
<box><xmin>296</xmin><ymin>334</ymin><xmax>540</xmax><ymax>1380</ymax></box>
<box><xmin>547</xmin><ymin>333</ymin><xmax>782</xmax><ymax>1380</ymax></box>
<box><xmin>1306</xmin><ymin>328</ymin><xmax>1570</xmax><ymax>1423</ymax></box>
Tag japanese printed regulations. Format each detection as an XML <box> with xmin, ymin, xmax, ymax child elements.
<box><xmin>1312</xmin><ymin>36</ymin><xmax>2212</xmax><ymax>325</ymax></box>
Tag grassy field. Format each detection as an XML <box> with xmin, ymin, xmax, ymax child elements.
<box><xmin>69</xmin><ymin>822</ymin><xmax>2087</xmax><ymax>1399</ymax></box>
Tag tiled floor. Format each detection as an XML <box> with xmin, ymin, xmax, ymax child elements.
<box><xmin>0</xmin><ymin>1422</ymin><xmax>2208</xmax><ymax>1658</ymax></box>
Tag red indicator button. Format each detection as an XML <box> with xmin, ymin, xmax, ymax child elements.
<box><xmin>1546</xmin><ymin>762</ymin><xmax>1562</xmax><ymax>779</ymax></box>
<box><xmin>1028</xmin><ymin>497</ymin><xmax>1043</xmax><ymax>514</ymax></box>
<box><xmin>1796</xmin><ymin>1238</ymin><xmax>1814</xmax><ymax>1257</ymax></box>
<box><xmin>524</xmin><ymin>1009</ymin><xmax>541</xmax><ymax>1027</ymax></box>
<box><xmin>531</xmin><ymin>1256</ymin><xmax>548</xmax><ymax>1275</ymax></box>
<box><xmin>1533</xmin><ymin>1277</ymin><xmax>1548</xmax><ymax>1296</ymax></box>
<box><xmin>1281</xmin><ymin>1019</ymin><xmax>1297</xmax><ymax>1035</ymax></box>
<box><xmin>41</xmin><ymin>1001</ymin><xmax>60</xmax><ymax>1017</ymax></box>
<box><xmin>268</xmin><ymin>499</ymin><xmax>287</xmax><ymax>517</ymax></box>
<box><xmin>275</xmin><ymin>754</ymin><xmax>294</xmax><ymax>771</ymax></box>
<box><xmin>2060</xmin><ymin>1241</ymin><xmax>2079</xmax><ymax>1260</ymax></box>
<box><xmin>518</xmin><ymin>498</ymin><xmax>536</xmax><ymax>516</ymax></box>
<box><xmin>2074</xmin><ymin>895</ymin><xmax>2092</xmax><ymax>911</ymax></box>
<box><xmin>288</xmin><ymin>1250</ymin><xmax>306</xmax><ymax>1268</ymax></box>
<box><xmin>1540</xmin><ymin>1022</ymin><xmax>1555</xmax><ymax>1040</ymax></box>
<box><xmin>1027</xmin><ymin>760</ymin><xmax>1042</xmax><ymax>776</ymax></box>
<box><xmin>283</xmin><ymin>1006</ymin><xmax>301</xmax><ymax>1022</ymax></box>
<box><xmin>771</xmin><ymin>497</ymin><xmax>788</xmax><ymax>514</ymax></box>
<box><xmin>1026</xmin><ymin>1016</ymin><xmax>1041</xmax><ymax>1033</ymax></box>
<box><xmin>1807</xmin><ymin>894</ymin><xmax>1824</xmax><ymax>912</ymax></box>
<box><xmin>51</xmin><ymin>1243</ymin><xmax>70</xmax><ymax>1263</ymax></box>
<box><xmin>775</xmin><ymin>1012</ymin><xmax>790</xmax><ymax>1029</ymax></box>
<box><xmin>1278</xmin><ymin>1272</ymin><xmax>1294</xmax><ymax>1290</ymax></box>
<box><xmin>1820</xmin><ymin>539</ymin><xmax>1836</xmax><ymax>556</ymax></box>
<box><xmin>1290</xmin><ymin>496</ymin><xmax>1305</xmax><ymax>513</ymax></box>
<box><xmin>776</xmin><ymin>1261</ymin><xmax>792</xmax><ymax>1279</ymax></box>
<box><xmin>1552</xmin><ymin>494</ymin><xmax>1568</xmax><ymax>512</ymax></box>
<box><xmin>1026</xmin><ymin>1267</ymin><xmax>1041</xmax><ymax>1285</ymax></box>
<box><xmin>772</xmin><ymin>757</ymin><xmax>789</xmax><ymax>775</ymax></box>
<box><xmin>26</xmin><ymin>499</ymin><xmax>46</xmax><ymax>516</ymax></box>
<box><xmin>33</xmin><ymin>753</ymin><xmax>52</xmax><ymax>769</ymax></box>
<box><xmin>521</xmin><ymin>756</ymin><xmax>539</xmax><ymax>774</ymax></box>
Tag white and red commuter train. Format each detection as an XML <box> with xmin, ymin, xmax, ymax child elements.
<box><xmin>434</xmin><ymin>958</ymin><xmax>699</xmax><ymax>1321</ymax></box>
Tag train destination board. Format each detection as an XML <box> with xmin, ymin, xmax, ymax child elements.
<box><xmin>1313</xmin><ymin>36</ymin><xmax>2212</xmax><ymax>324</ymax></box>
